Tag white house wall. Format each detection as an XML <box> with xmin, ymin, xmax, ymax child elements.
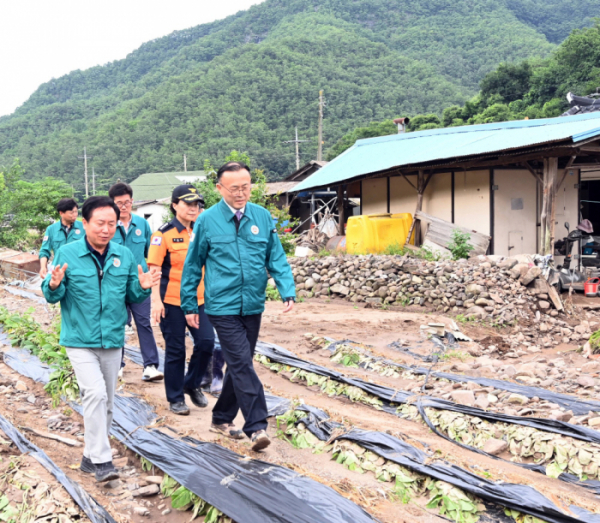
<box><xmin>389</xmin><ymin>176</ymin><xmax>417</xmax><ymax>215</ymax></box>
<box><xmin>361</xmin><ymin>179</ymin><xmax>388</xmax><ymax>215</ymax></box>
<box><xmin>422</xmin><ymin>172</ymin><xmax>452</xmax><ymax>222</ymax></box>
<box><xmin>554</xmin><ymin>168</ymin><xmax>579</xmax><ymax>244</ymax></box>
<box><xmin>492</xmin><ymin>169</ymin><xmax>537</xmax><ymax>257</ymax></box>
<box><xmin>133</xmin><ymin>203</ymin><xmax>170</xmax><ymax>232</ymax></box>
<box><xmin>454</xmin><ymin>170</ymin><xmax>490</xmax><ymax>236</ymax></box>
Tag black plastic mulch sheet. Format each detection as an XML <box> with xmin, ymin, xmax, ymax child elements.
<box><xmin>3</xmin><ymin>285</ymin><xmax>47</xmax><ymax>305</ymax></box>
<box><xmin>342</xmin><ymin>430</ymin><xmax>600</xmax><ymax>523</ymax></box>
<box><xmin>255</xmin><ymin>341</ymin><xmax>600</xmax><ymax>494</ymax></box>
<box><xmin>0</xmin><ymin>413</ymin><xmax>116</xmax><ymax>523</ymax></box>
<box><xmin>294</xmin><ymin>405</ymin><xmax>600</xmax><ymax>523</ymax></box>
<box><xmin>333</xmin><ymin>338</ymin><xmax>600</xmax><ymax>416</ymax></box>
<box><xmin>1</xmin><ymin>343</ymin><xmax>379</xmax><ymax>523</ymax></box>
<box><xmin>124</xmin><ymin>343</ymin><xmax>165</xmax><ymax>372</ymax></box>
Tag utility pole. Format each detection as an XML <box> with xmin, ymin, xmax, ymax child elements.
<box><xmin>77</xmin><ymin>147</ymin><xmax>94</xmax><ymax>198</ymax></box>
<box><xmin>317</xmin><ymin>90</ymin><xmax>325</xmax><ymax>161</ymax></box>
<box><xmin>283</xmin><ymin>126</ymin><xmax>309</xmax><ymax>170</ymax></box>
<box><xmin>183</xmin><ymin>154</ymin><xmax>187</xmax><ymax>172</ymax></box>
<box><xmin>92</xmin><ymin>167</ymin><xmax>96</xmax><ymax>196</ymax></box>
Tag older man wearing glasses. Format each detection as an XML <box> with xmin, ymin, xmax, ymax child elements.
<box><xmin>109</xmin><ymin>182</ymin><xmax>164</xmax><ymax>383</ymax></box>
<box><xmin>180</xmin><ymin>161</ymin><xmax>295</xmax><ymax>451</ymax></box>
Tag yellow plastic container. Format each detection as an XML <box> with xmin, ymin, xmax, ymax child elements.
<box><xmin>346</xmin><ymin>213</ymin><xmax>414</xmax><ymax>254</ymax></box>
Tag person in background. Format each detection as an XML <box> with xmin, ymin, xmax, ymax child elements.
<box><xmin>42</xmin><ymin>196</ymin><xmax>159</xmax><ymax>482</ymax></box>
<box><xmin>180</xmin><ymin>162</ymin><xmax>295</xmax><ymax>452</ymax></box>
<box><xmin>108</xmin><ymin>183</ymin><xmax>163</xmax><ymax>383</ymax></box>
<box><xmin>39</xmin><ymin>198</ymin><xmax>84</xmax><ymax>278</ymax></box>
<box><xmin>147</xmin><ymin>185</ymin><xmax>215</xmax><ymax>416</ymax></box>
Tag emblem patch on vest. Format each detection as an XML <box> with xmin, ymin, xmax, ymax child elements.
<box><xmin>251</xmin><ymin>225</ymin><xmax>259</xmax><ymax>235</ymax></box>
<box><xmin>113</xmin><ymin>258</ymin><xmax>121</xmax><ymax>268</ymax></box>
<box><xmin>136</xmin><ymin>229</ymin><xmax>141</xmax><ymax>236</ymax></box>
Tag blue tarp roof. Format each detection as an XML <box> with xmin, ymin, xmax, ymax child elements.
<box><xmin>294</xmin><ymin>112</ymin><xmax>600</xmax><ymax>192</ymax></box>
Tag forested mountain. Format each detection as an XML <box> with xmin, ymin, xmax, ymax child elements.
<box><xmin>1</xmin><ymin>0</ymin><xmax>598</xmax><ymax>190</ymax></box>
<box><xmin>328</xmin><ymin>22</ymin><xmax>600</xmax><ymax>160</ymax></box>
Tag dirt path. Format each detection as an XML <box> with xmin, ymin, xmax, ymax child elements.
<box><xmin>2</xmin><ymin>289</ymin><xmax>600</xmax><ymax>521</ymax></box>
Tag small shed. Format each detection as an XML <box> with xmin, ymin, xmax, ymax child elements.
<box><xmin>293</xmin><ymin>113</ymin><xmax>600</xmax><ymax>257</ymax></box>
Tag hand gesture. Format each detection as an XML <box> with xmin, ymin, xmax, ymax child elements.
<box><xmin>39</xmin><ymin>266</ymin><xmax>48</xmax><ymax>279</ymax></box>
<box><xmin>151</xmin><ymin>300</ymin><xmax>165</xmax><ymax>325</ymax></box>
<box><xmin>49</xmin><ymin>264</ymin><xmax>68</xmax><ymax>290</ymax></box>
<box><xmin>138</xmin><ymin>265</ymin><xmax>160</xmax><ymax>290</ymax></box>
<box><xmin>186</xmin><ymin>314</ymin><xmax>199</xmax><ymax>329</ymax></box>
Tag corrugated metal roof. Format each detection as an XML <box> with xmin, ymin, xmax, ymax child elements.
<box><xmin>130</xmin><ymin>171</ymin><xmax>206</xmax><ymax>200</ymax></box>
<box><xmin>294</xmin><ymin>112</ymin><xmax>600</xmax><ymax>192</ymax></box>
<box><xmin>263</xmin><ymin>181</ymin><xmax>299</xmax><ymax>195</ymax></box>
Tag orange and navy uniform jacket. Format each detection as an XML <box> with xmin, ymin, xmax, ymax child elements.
<box><xmin>147</xmin><ymin>217</ymin><xmax>204</xmax><ymax>307</ymax></box>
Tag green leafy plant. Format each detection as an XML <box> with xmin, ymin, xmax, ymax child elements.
<box><xmin>588</xmin><ymin>330</ymin><xmax>600</xmax><ymax>354</ymax></box>
<box><xmin>0</xmin><ymin>307</ymin><xmax>78</xmax><ymax>406</ymax></box>
<box><xmin>447</xmin><ymin>230</ymin><xmax>474</xmax><ymax>260</ymax></box>
<box><xmin>265</xmin><ymin>284</ymin><xmax>281</xmax><ymax>302</ymax></box>
<box><xmin>382</xmin><ymin>242</ymin><xmax>406</xmax><ymax>256</ymax></box>
<box><xmin>426</xmin><ymin>481</ymin><xmax>482</xmax><ymax>523</ymax></box>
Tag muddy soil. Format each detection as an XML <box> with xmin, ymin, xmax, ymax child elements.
<box><xmin>2</xmin><ymin>289</ymin><xmax>600</xmax><ymax>521</ymax></box>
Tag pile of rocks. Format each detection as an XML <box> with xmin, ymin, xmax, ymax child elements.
<box><xmin>289</xmin><ymin>254</ymin><xmax>558</xmax><ymax>322</ymax></box>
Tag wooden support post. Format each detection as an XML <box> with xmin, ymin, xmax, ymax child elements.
<box><xmin>337</xmin><ymin>185</ymin><xmax>345</xmax><ymax>236</ymax></box>
<box><xmin>540</xmin><ymin>157</ymin><xmax>558</xmax><ymax>255</ymax></box>
<box><xmin>406</xmin><ymin>170</ymin><xmax>426</xmax><ymax>246</ymax></box>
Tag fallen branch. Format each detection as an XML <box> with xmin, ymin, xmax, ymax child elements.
<box><xmin>20</xmin><ymin>426</ymin><xmax>82</xmax><ymax>447</ymax></box>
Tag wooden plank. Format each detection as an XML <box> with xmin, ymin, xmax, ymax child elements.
<box><xmin>415</xmin><ymin>210</ymin><xmax>491</xmax><ymax>255</ymax></box>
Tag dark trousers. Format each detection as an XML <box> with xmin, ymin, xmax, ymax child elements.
<box><xmin>207</xmin><ymin>314</ymin><xmax>267</xmax><ymax>437</ymax></box>
<box><xmin>123</xmin><ymin>296</ymin><xmax>160</xmax><ymax>368</ymax></box>
<box><xmin>160</xmin><ymin>304</ymin><xmax>214</xmax><ymax>404</ymax></box>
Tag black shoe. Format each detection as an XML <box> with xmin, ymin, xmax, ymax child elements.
<box><xmin>80</xmin><ymin>456</ymin><xmax>95</xmax><ymax>474</ymax></box>
<box><xmin>94</xmin><ymin>461</ymin><xmax>119</xmax><ymax>482</ymax></box>
<box><xmin>184</xmin><ymin>387</ymin><xmax>208</xmax><ymax>408</ymax></box>
<box><xmin>169</xmin><ymin>401</ymin><xmax>190</xmax><ymax>415</ymax></box>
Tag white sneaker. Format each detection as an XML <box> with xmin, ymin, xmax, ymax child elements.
<box><xmin>118</xmin><ymin>368</ymin><xmax>124</xmax><ymax>380</ymax></box>
<box><xmin>142</xmin><ymin>365</ymin><xmax>164</xmax><ymax>382</ymax></box>
<box><xmin>125</xmin><ymin>325</ymin><xmax>135</xmax><ymax>336</ymax></box>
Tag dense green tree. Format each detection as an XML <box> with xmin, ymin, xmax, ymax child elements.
<box><xmin>0</xmin><ymin>1</ymin><xmax>599</xmax><ymax>184</ymax></box>
<box><xmin>328</xmin><ymin>22</ymin><xmax>600</xmax><ymax>159</ymax></box>
<box><xmin>0</xmin><ymin>160</ymin><xmax>72</xmax><ymax>249</ymax></box>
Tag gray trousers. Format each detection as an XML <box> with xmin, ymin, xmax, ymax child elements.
<box><xmin>66</xmin><ymin>347</ymin><xmax>121</xmax><ymax>464</ymax></box>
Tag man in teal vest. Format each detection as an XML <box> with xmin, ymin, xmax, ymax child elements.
<box><xmin>180</xmin><ymin>161</ymin><xmax>296</xmax><ymax>452</ymax></box>
<box><xmin>42</xmin><ymin>196</ymin><xmax>159</xmax><ymax>482</ymax></box>
<box><xmin>109</xmin><ymin>182</ymin><xmax>163</xmax><ymax>383</ymax></box>
<box><xmin>39</xmin><ymin>198</ymin><xmax>84</xmax><ymax>278</ymax></box>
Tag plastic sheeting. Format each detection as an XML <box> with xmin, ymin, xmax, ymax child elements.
<box><xmin>255</xmin><ymin>341</ymin><xmax>600</xmax><ymax>494</ymax></box>
<box><xmin>3</xmin><ymin>285</ymin><xmax>47</xmax><ymax>305</ymax></box>
<box><xmin>0</xmin><ymin>413</ymin><xmax>116</xmax><ymax>523</ymax></box>
<box><xmin>1</xmin><ymin>339</ymin><xmax>379</xmax><ymax>523</ymax></box>
<box><xmin>293</xmin><ymin>405</ymin><xmax>600</xmax><ymax>523</ymax></box>
<box><xmin>341</xmin><ymin>338</ymin><xmax>600</xmax><ymax>416</ymax></box>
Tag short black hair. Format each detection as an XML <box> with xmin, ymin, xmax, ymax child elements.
<box><xmin>57</xmin><ymin>198</ymin><xmax>78</xmax><ymax>214</ymax></box>
<box><xmin>81</xmin><ymin>196</ymin><xmax>120</xmax><ymax>222</ymax></box>
<box><xmin>108</xmin><ymin>182</ymin><xmax>133</xmax><ymax>199</ymax></box>
<box><xmin>216</xmin><ymin>161</ymin><xmax>251</xmax><ymax>182</ymax></box>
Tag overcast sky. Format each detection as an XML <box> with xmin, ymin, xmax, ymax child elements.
<box><xmin>0</xmin><ymin>0</ymin><xmax>264</xmax><ymax>117</ymax></box>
